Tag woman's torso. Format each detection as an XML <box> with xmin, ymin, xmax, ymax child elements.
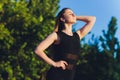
<box><xmin>51</xmin><ymin>31</ymin><xmax>80</xmax><ymax>70</ymax></box>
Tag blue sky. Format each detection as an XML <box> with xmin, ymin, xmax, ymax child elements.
<box><xmin>59</xmin><ymin>0</ymin><xmax>120</xmax><ymax>42</ymax></box>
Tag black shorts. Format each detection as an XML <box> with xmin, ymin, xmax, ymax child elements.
<box><xmin>46</xmin><ymin>67</ymin><xmax>75</xmax><ymax>80</ymax></box>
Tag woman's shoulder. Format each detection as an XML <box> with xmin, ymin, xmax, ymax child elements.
<box><xmin>51</xmin><ymin>31</ymin><xmax>57</xmax><ymax>35</ymax></box>
<box><xmin>74</xmin><ymin>31</ymin><xmax>81</xmax><ymax>40</ymax></box>
<box><xmin>46</xmin><ymin>32</ymin><xmax>58</xmax><ymax>41</ymax></box>
<box><xmin>50</xmin><ymin>32</ymin><xmax>62</xmax><ymax>45</ymax></box>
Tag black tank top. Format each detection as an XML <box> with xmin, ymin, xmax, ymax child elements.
<box><xmin>51</xmin><ymin>31</ymin><xmax>80</xmax><ymax>70</ymax></box>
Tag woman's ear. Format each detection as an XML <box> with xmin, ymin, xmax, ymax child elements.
<box><xmin>60</xmin><ymin>18</ymin><xmax>65</xmax><ymax>22</ymax></box>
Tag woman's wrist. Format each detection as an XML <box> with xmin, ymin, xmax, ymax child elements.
<box><xmin>51</xmin><ymin>61</ymin><xmax>57</xmax><ymax>67</ymax></box>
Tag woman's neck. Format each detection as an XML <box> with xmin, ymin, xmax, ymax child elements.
<box><xmin>62</xmin><ymin>23</ymin><xmax>73</xmax><ymax>35</ymax></box>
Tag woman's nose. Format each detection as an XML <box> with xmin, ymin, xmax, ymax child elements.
<box><xmin>72</xmin><ymin>13</ymin><xmax>75</xmax><ymax>17</ymax></box>
<box><xmin>72</xmin><ymin>14</ymin><xmax>75</xmax><ymax>17</ymax></box>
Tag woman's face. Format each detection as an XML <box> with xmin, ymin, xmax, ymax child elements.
<box><xmin>63</xmin><ymin>9</ymin><xmax>76</xmax><ymax>24</ymax></box>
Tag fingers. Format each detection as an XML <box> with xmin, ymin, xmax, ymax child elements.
<box><xmin>61</xmin><ymin>60</ymin><xmax>68</xmax><ymax>70</ymax></box>
<box><xmin>55</xmin><ymin>60</ymin><xmax>68</xmax><ymax>70</ymax></box>
<box><xmin>62</xmin><ymin>61</ymin><xmax>68</xmax><ymax>66</ymax></box>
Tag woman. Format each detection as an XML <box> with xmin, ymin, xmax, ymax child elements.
<box><xmin>35</xmin><ymin>8</ymin><xmax>96</xmax><ymax>80</ymax></box>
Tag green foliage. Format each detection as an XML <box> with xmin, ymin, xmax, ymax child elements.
<box><xmin>75</xmin><ymin>17</ymin><xmax>120</xmax><ymax>80</ymax></box>
<box><xmin>0</xmin><ymin>24</ymin><xmax>14</xmax><ymax>49</ymax></box>
<box><xmin>1</xmin><ymin>0</ymin><xmax>120</xmax><ymax>80</ymax></box>
<box><xmin>0</xmin><ymin>0</ymin><xmax>59</xmax><ymax>80</ymax></box>
<box><xmin>99</xmin><ymin>17</ymin><xmax>119</xmax><ymax>56</ymax></box>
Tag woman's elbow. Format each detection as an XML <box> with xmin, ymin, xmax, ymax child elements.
<box><xmin>87</xmin><ymin>16</ymin><xmax>96</xmax><ymax>23</ymax></box>
<box><xmin>92</xmin><ymin>16</ymin><xmax>96</xmax><ymax>22</ymax></box>
<box><xmin>35</xmin><ymin>48</ymin><xmax>41</xmax><ymax>55</ymax></box>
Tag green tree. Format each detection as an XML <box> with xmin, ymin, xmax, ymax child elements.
<box><xmin>99</xmin><ymin>16</ymin><xmax>120</xmax><ymax>80</ymax></box>
<box><xmin>100</xmin><ymin>17</ymin><xmax>119</xmax><ymax>57</ymax></box>
<box><xmin>0</xmin><ymin>0</ymin><xmax>59</xmax><ymax>80</ymax></box>
<box><xmin>75</xmin><ymin>17</ymin><xmax>120</xmax><ymax>80</ymax></box>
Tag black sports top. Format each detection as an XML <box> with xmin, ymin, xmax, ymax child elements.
<box><xmin>51</xmin><ymin>31</ymin><xmax>80</xmax><ymax>70</ymax></box>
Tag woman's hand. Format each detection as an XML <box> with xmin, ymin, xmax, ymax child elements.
<box><xmin>53</xmin><ymin>60</ymin><xmax>68</xmax><ymax>70</ymax></box>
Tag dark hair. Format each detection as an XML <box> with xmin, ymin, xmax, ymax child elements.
<box><xmin>54</xmin><ymin>8</ymin><xmax>70</xmax><ymax>32</ymax></box>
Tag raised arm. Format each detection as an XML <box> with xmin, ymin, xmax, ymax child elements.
<box><xmin>76</xmin><ymin>16</ymin><xmax>96</xmax><ymax>40</ymax></box>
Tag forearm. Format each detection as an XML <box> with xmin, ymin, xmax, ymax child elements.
<box><xmin>76</xmin><ymin>16</ymin><xmax>96</xmax><ymax>23</ymax></box>
<box><xmin>35</xmin><ymin>50</ymin><xmax>56</xmax><ymax>67</ymax></box>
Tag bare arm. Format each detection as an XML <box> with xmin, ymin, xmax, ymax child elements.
<box><xmin>35</xmin><ymin>32</ymin><xmax>68</xmax><ymax>70</ymax></box>
<box><xmin>76</xmin><ymin>16</ymin><xmax>96</xmax><ymax>40</ymax></box>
